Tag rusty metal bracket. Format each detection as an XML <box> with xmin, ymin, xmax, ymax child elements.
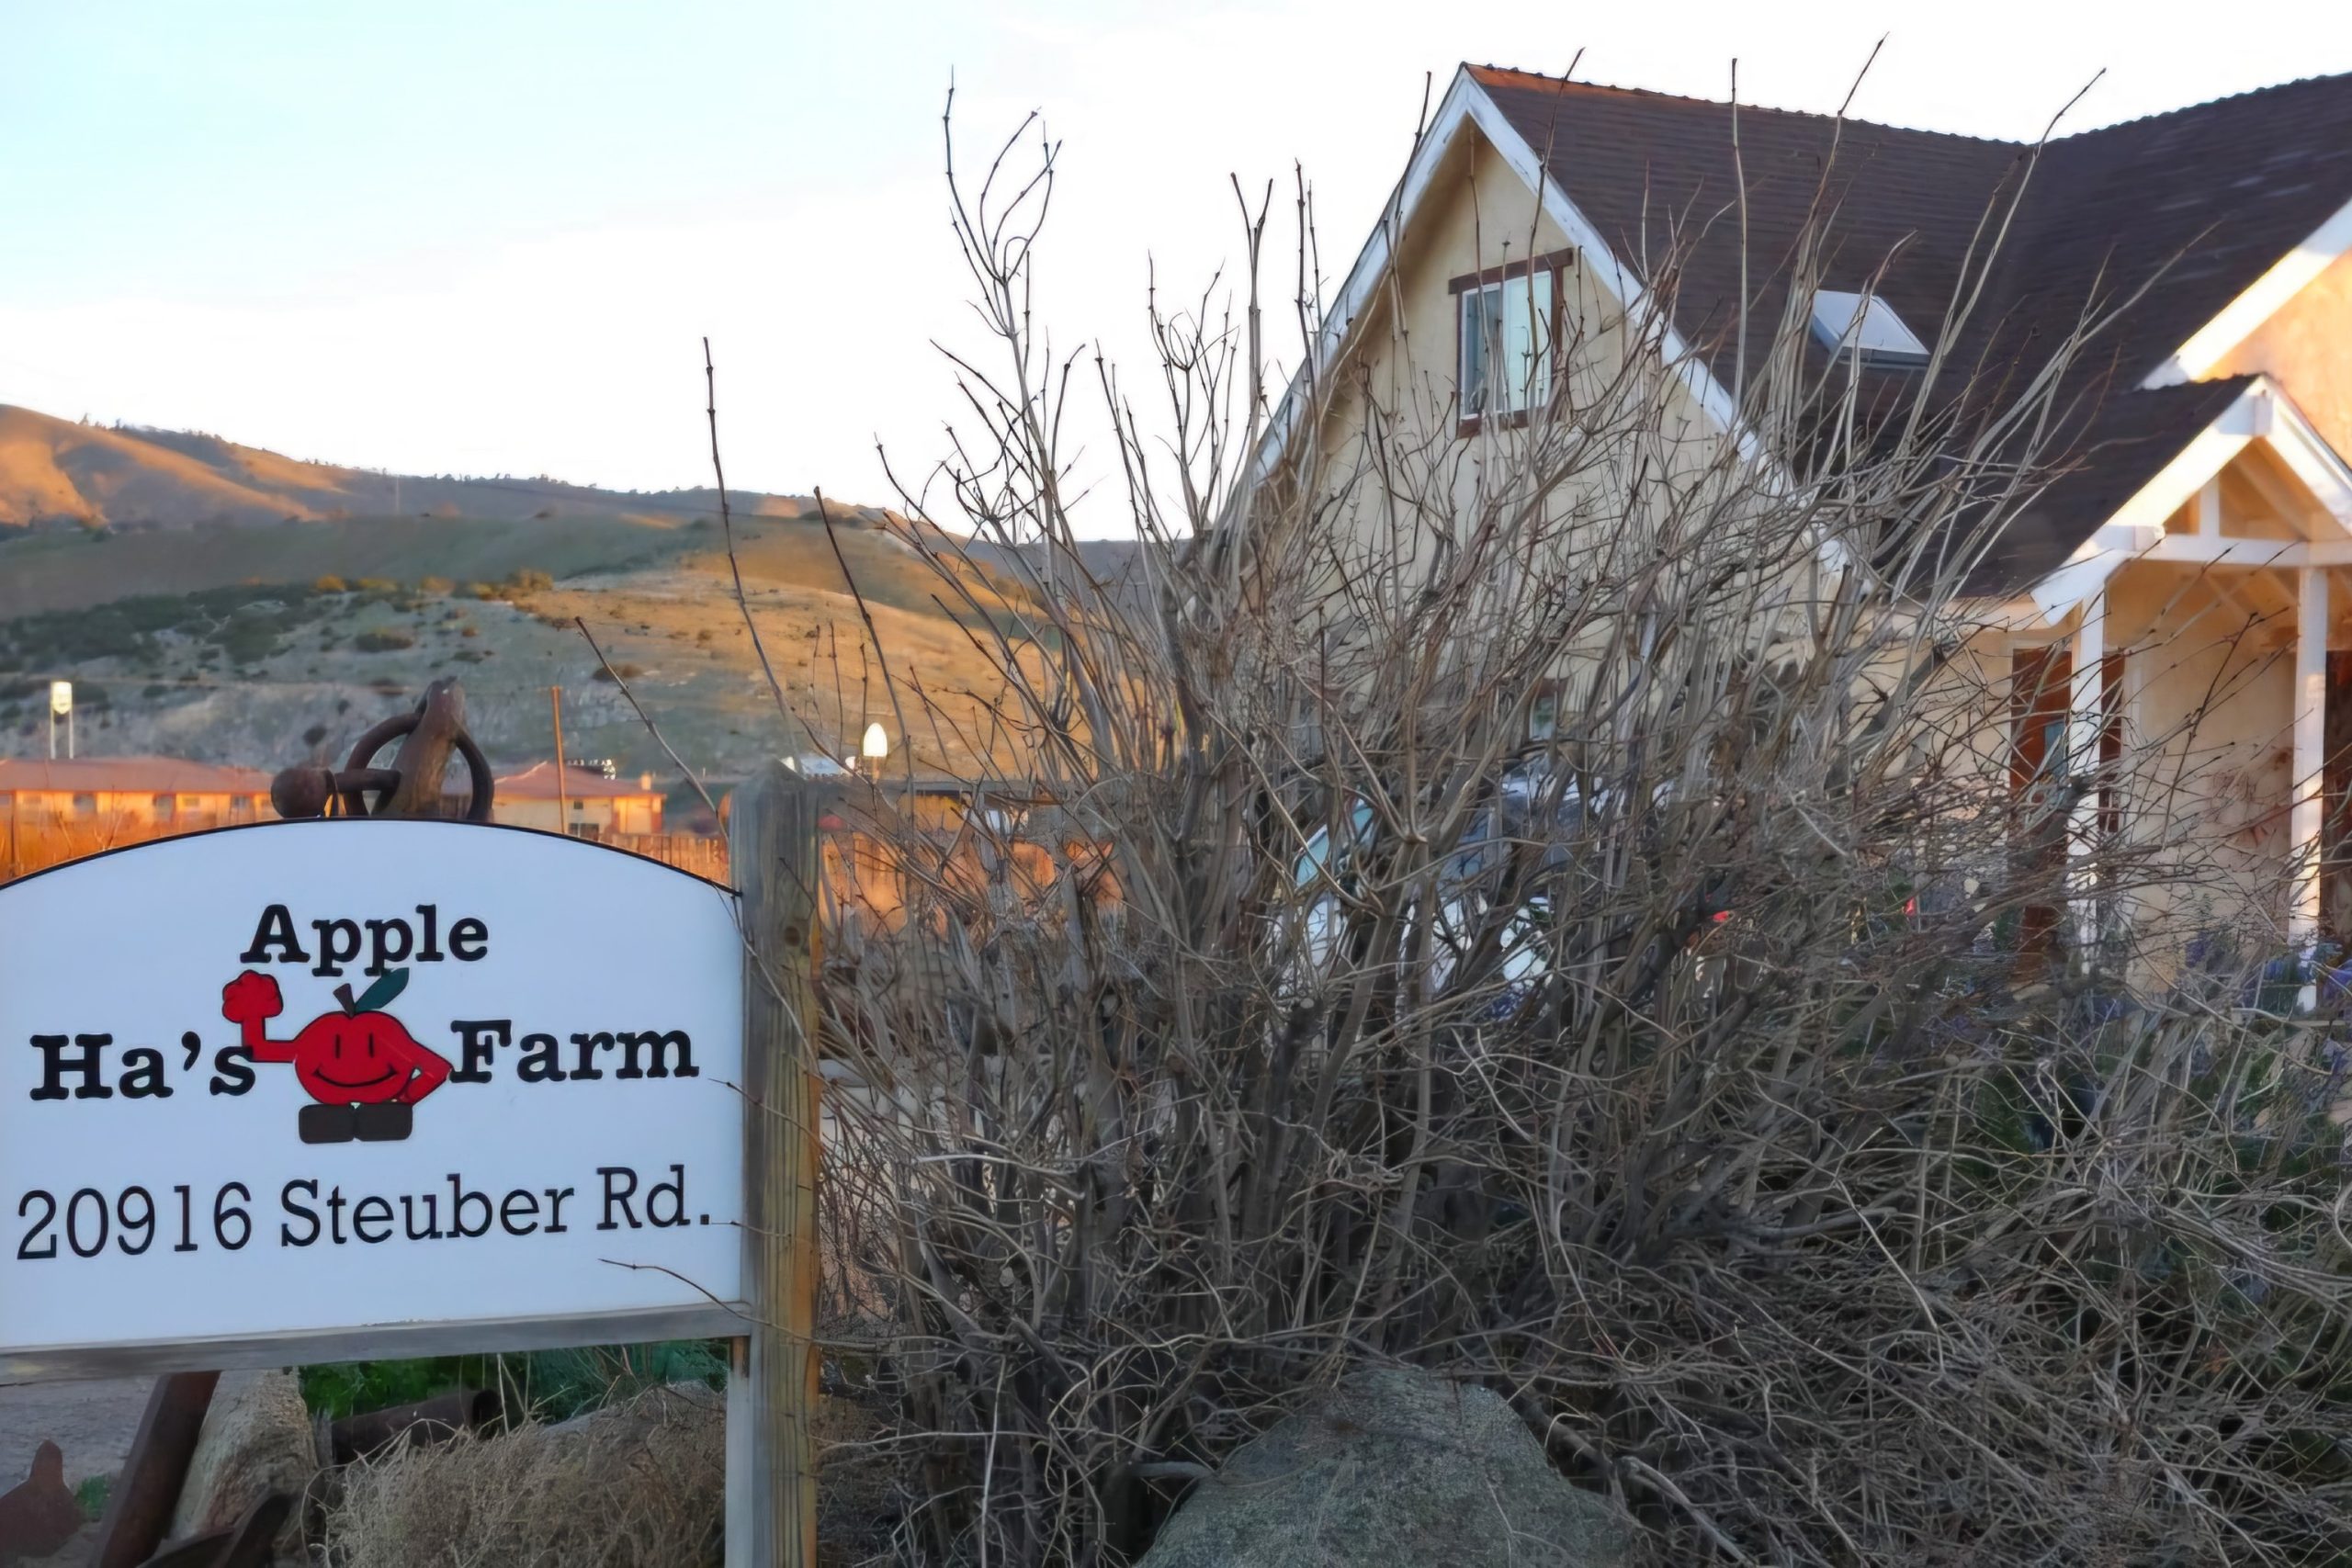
<box><xmin>91</xmin><ymin>1371</ymin><xmax>218</xmax><ymax>1568</ymax></box>
<box><xmin>271</xmin><ymin>677</ymin><xmax>494</xmax><ymax>823</ymax></box>
<box><xmin>0</xmin><ymin>1439</ymin><xmax>83</xmax><ymax>1564</ymax></box>
<box><xmin>133</xmin><ymin>1493</ymin><xmax>292</xmax><ymax>1568</ymax></box>
<box><xmin>328</xmin><ymin>1388</ymin><xmax>498</xmax><ymax>1464</ymax></box>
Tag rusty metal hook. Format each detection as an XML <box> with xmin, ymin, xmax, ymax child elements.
<box><xmin>271</xmin><ymin>678</ymin><xmax>496</xmax><ymax>823</ymax></box>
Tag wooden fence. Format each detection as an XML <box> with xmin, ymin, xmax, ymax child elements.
<box><xmin>2</xmin><ymin>812</ymin><xmax>732</xmax><ymax>886</ymax></box>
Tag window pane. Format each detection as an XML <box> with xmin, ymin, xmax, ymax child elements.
<box><xmin>1498</xmin><ymin>270</ymin><xmax>1553</xmax><ymax>413</ymax></box>
<box><xmin>1459</xmin><ymin>288</ymin><xmax>1491</xmax><ymax>418</ymax></box>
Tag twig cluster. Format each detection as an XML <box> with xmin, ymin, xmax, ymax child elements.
<box><xmin>731</xmin><ymin>100</ymin><xmax>2352</xmax><ymax>1566</ymax></box>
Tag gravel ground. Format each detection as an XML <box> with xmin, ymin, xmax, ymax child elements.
<box><xmin>0</xmin><ymin>1377</ymin><xmax>153</xmax><ymax>1489</ymax></box>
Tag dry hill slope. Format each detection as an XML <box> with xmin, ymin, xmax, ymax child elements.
<box><xmin>0</xmin><ymin>403</ymin><xmax>813</xmax><ymax>529</ymax></box>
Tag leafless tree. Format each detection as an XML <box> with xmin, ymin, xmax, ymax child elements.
<box><xmin>736</xmin><ymin>96</ymin><xmax>2352</xmax><ymax>1567</ymax></box>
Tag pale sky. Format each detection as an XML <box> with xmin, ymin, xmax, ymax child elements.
<box><xmin>3</xmin><ymin>0</ymin><xmax>2346</xmax><ymax>534</ymax></box>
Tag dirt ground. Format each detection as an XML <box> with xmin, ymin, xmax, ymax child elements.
<box><xmin>0</xmin><ymin>1380</ymin><xmax>151</xmax><ymax>1565</ymax></box>
<box><xmin>0</xmin><ymin>1376</ymin><xmax>152</xmax><ymax>1488</ymax></box>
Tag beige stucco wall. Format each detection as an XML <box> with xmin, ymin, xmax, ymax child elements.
<box><xmin>3</xmin><ymin>787</ymin><xmax>266</xmax><ymax>826</ymax></box>
<box><xmin>1300</xmin><ymin>124</ymin><xmax>1724</xmax><ymax>589</ymax></box>
<box><xmin>494</xmin><ymin>795</ymin><xmax>662</xmax><ymax>837</ymax></box>
<box><xmin>2105</xmin><ymin>562</ymin><xmax>2302</xmax><ymax>958</ymax></box>
<box><xmin>2211</xmin><ymin>248</ymin><xmax>2352</xmax><ymax>459</ymax></box>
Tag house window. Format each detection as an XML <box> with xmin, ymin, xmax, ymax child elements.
<box><xmin>1528</xmin><ymin>679</ymin><xmax>1565</xmax><ymax>741</ymax></box>
<box><xmin>153</xmin><ymin>795</ymin><xmax>175</xmax><ymax>821</ymax></box>
<box><xmin>1808</xmin><ymin>289</ymin><xmax>1931</xmax><ymax>369</ymax></box>
<box><xmin>1456</xmin><ymin>262</ymin><xmax>1558</xmax><ymax>423</ymax></box>
<box><xmin>71</xmin><ymin>794</ymin><xmax>96</xmax><ymax>818</ymax></box>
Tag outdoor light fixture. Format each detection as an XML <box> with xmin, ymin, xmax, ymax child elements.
<box><xmin>48</xmin><ymin>681</ymin><xmax>72</xmax><ymax>761</ymax></box>
<box><xmin>861</xmin><ymin>723</ymin><xmax>889</xmax><ymax>769</ymax></box>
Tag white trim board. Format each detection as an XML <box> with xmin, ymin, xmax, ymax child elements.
<box><xmin>2143</xmin><ymin>195</ymin><xmax>2352</xmax><ymax>389</ymax></box>
<box><xmin>2027</xmin><ymin>378</ymin><xmax>2352</xmax><ymax>624</ymax></box>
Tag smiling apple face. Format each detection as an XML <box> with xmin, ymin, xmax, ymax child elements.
<box><xmin>222</xmin><ymin>965</ymin><xmax>454</xmax><ymax>1119</ymax></box>
<box><xmin>289</xmin><ymin>1010</ymin><xmax>426</xmax><ymax>1106</ymax></box>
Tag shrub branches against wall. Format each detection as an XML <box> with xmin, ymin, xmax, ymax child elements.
<box><xmin>750</xmin><ymin>105</ymin><xmax>2352</xmax><ymax>1565</ymax></box>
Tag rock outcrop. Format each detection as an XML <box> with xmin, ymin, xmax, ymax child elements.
<box><xmin>1140</xmin><ymin>1368</ymin><xmax>1634</xmax><ymax>1568</ymax></box>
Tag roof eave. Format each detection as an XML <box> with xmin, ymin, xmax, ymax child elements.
<box><xmin>2142</xmin><ymin>194</ymin><xmax>2352</xmax><ymax>389</ymax></box>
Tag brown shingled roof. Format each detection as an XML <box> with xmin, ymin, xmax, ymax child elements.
<box><xmin>1463</xmin><ymin>65</ymin><xmax>2352</xmax><ymax>593</ymax></box>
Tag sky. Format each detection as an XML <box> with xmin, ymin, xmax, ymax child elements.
<box><xmin>3</xmin><ymin>0</ymin><xmax>2347</xmax><ymax>534</ymax></box>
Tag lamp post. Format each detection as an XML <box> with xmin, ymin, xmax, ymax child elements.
<box><xmin>49</xmin><ymin>682</ymin><xmax>72</xmax><ymax>761</ymax></box>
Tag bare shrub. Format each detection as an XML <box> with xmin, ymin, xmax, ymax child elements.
<box><xmin>689</xmin><ymin>101</ymin><xmax>2352</xmax><ymax>1567</ymax></box>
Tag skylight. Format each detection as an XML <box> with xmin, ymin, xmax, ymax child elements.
<box><xmin>1809</xmin><ymin>290</ymin><xmax>1932</xmax><ymax>369</ymax></box>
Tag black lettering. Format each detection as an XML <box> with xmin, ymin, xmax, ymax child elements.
<box><xmin>279</xmin><ymin>1179</ymin><xmax>321</xmax><ymax>1247</ymax></box>
<box><xmin>516</xmin><ymin>1032</ymin><xmax>566</xmax><ymax>1082</ymax></box>
<box><xmin>401</xmin><ymin>1193</ymin><xmax>442</xmax><ymax>1241</ymax></box>
<box><xmin>351</xmin><ymin>1196</ymin><xmax>393</xmax><ymax>1244</ymax></box>
<box><xmin>596</xmin><ymin>1167</ymin><xmax>640</xmax><ymax>1230</ymax></box>
<box><xmin>616</xmin><ymin>1031</ymin><xmax>695</xmax><ymax>1080</ymax></box>
<box><xmin>499</xmin><ymin>1190</ymin><xmax>540</xmax><ymax>1235</ymax></box>
<box><xmin>448</xmin><ymin>1174</ymin><xmax>492</xmax><ymax>1239</ymax></box>
<box><xmin>415</xmin><ymin>903</ymin><xmax>444</xmax><ymax>962</ymax></box>
<box><xmin>241</xmin><ymin>904</ymin><xmax>309</xmax><ymax>964</ymax></box>
<box><xmin>448</xmin><ymin>917</ymin><xmax>489</xmax><ymax>961</ymax></box>
<box><xmin>326</xmin><ymin>1185</ymin><xmax>351</xmax><ymax>1245</ymax></box>
<box><xmin>209</xmin><ymin>1044</ymin><xmax>255</xmax><ymax>1097</ymax></box>
<box><xmin>311</xmin><ymin>919</ymin><xmax>361</xmax><ymax>977</ymax></box>
<box><xmin>449</xmin><ymin>1020</ymin><xmax>507</xmax><ymax>1084</ymax></box>
<box><xmin>646</xmin><ymin>1164</ymin><xmax>687</xmax><ymax>1228</ymax></box>
<box><xmin>119</xmin><ymin>1047</ymin><xmax>171</xmax><ymax>1099</ymax></box>
<box><xmin>17</xmin><ymin>1191</ymin><xmax>56</xmax><ymax>1259</ymax></box>
<box><xmin>29</xmin><ymin>1035</ymin><xmax>112</xmax><ymax>1100</ymax></box>
<box><xmin>543</xmin><ymin>1187</ymin><xmax>574</xmax><ymax>1234</ymax></box>
<box><xmin>363</xmin><ymin>917</ymin><xmax>414</xmax><ymax>977</ymax></box>
<box><xmin>64</xmin><ymin>1190</ymin><xmax>107</xmax><ymax>1257</ymax></box>
<box><xmin>570</xmin><ymin>1032</ymin><xmax>614</xmax><ymax>1081</ymax></box>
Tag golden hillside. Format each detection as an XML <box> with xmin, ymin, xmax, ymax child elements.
<box><xmin>0</xmin><ymin>402</ymin><xmax>811</xmax><ymax>530</ymax></box>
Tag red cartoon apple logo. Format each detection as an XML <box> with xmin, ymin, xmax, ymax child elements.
<box><xmin>221</xmin><ymin>968</ymin><xmax>452</xmax><ymax>1145</ymax></box>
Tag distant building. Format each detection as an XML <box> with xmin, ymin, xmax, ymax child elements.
<box><xmin>492</xmin><ymin>762</ymin><xmax>665</xmax><ymax>839</ymax></box>
<box><xmin>0</xmin><ymin>757</ymin><xmax>277</xmax><ymax>880</ymax></box>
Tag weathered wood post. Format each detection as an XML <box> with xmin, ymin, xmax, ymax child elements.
<box><xmin>726</xmin><ymin>761</ymin><xmax>822</xmax><ymax>1568</ymax></box>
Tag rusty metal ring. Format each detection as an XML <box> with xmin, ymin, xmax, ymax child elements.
<box><xmin>338</xmin><ymin>711</ymin><xmax>496</xmax><ymax>822</ymax></box>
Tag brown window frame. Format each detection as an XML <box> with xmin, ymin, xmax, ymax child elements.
<box><xmin>1452</xmin><ymin>249</ymin><xmax>1575</xmax><ymax>435</ymax></box>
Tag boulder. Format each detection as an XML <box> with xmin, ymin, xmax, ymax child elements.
<box><xmin>166</xmin><ymin>1371</ymin><xmax>316</xmax><ymax>1556</ymax></box>
<box><xmin>1139</xmin><ymin>1368</ymin><xmax>1634</xmax><ymax>1568</ymax></box>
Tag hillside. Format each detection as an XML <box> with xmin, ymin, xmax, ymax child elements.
<box><xmin>0</xmin><ymin>403</ymin><xmax>817</xmax><ymax>530</ymax></box>
<box><xmin>0</xmin><ymin>403</ymin><xmax>1076</xmax><ymax>786</ymax></box>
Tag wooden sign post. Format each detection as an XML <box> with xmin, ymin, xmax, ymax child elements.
<box><xmin>725</xmin><ymin>761</ymin><xmax>822</xmax><ymax>1568</ymax></box>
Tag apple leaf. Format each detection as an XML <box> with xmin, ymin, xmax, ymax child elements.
<box><xmin>351</xmin><ymin>967</ymin><xmax>411</xmax><ymax>1015</ymax></box>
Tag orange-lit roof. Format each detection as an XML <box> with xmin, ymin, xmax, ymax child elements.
<box><xmin>493</xmin><ymin>761</ymin><xmax>662</xmax><ymax>801</ymax></box>
<box><xmin>0</xmin><ymin>756</ymin><xmax>276</xmax><ymax>795</ymax></box>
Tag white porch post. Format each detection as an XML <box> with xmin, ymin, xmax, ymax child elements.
<box><xmin>2068</xmin><ymin>592</ymin><xmax>2107</xmax><ymax>961</ymax></box>
<box><xmin>2291</xmin><ymin>567</ymin><xmax>2329</xmax><ymax>1007</ymax></box>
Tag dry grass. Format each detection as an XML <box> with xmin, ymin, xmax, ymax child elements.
<box><xmin>317</xmin><ymin>1386</ymin><xmax>725</xmax><ymax>1568</ymax></box>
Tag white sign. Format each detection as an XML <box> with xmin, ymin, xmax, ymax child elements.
<box><xmin>48</xmin><ymin>681</ymin><xmax>71</xmax><ymax>717</ymax></box>
<box><xmin>0</xmin><ymin>819</ymin><xmax>746</xmax><ymax>1373</ymax></box>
